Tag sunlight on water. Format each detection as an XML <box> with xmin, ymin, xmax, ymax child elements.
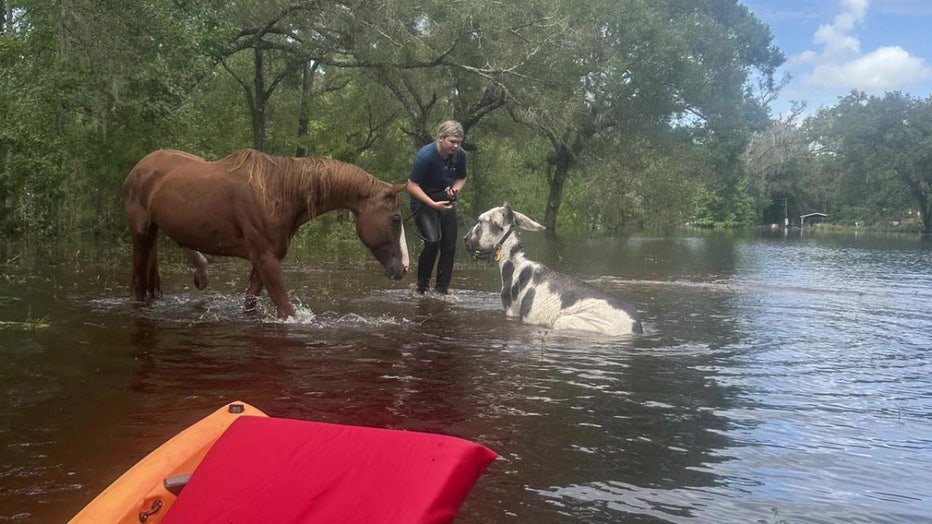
<box><xmin>524</xmin><ymin>238</ymin><xmax>932</xmax><ymax>523</ymax></box>
<box><xmin>89</xmin><ymin>292</ymin><xmax>421</xmax><ymax>329</ymax></box>
<box><xmin>4</xmin><ymin>233</ymin><xmax>932</xmax><ymax>523</ymax></box>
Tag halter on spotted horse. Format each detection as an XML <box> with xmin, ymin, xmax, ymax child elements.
<box><xmin>468</xmin><ymin>222</ymin><xmax>517</xmax><ymax>265</ymax></box>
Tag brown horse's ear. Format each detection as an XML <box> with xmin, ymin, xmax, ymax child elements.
<box><xmin>382</xmin><ymin>183</ymin><xmax>406</xmax><ymax>204</ymax></box>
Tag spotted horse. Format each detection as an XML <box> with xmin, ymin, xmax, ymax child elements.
<box><xmin>464</xmin><ymin>203</ymin><xmax>643</xmax><ymax>335</ymax></box>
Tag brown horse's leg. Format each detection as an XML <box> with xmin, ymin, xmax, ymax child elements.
<box><xmin>185</xmin><ymin>249</ymin><xmax>209</xmax><ymax>290</ymax></box>
<box><xmin>126</xmin><ymin>190</ymin><xmax>162</xmax><ymax>301</ymax></box>
<box><xmin>145</xmin><ymin>235</ymin><xmax>161</xmax><ymax>298</ymax></box>
<box><xmin>130</xmin><ymin>235</ymin><xmax>149</xmax><ymax>301</ymax></box>
<box><xmin>243</xmin><ymin>266</ymin><xmax>264</xmax><ymax>313</ymax></box>
<box><xmin>251</xmin><ymin>253</ymin><xmax>295</xmax><ymax>318</ymax></box>
<box><xmin>130</xmin><ymin>224</ymin><xmax>159</xmax><ymax>301</ymax></box>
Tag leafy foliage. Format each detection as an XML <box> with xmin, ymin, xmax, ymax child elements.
<box><xmin>8</xmin><ymin>0</ymin><xmax>921</xmax><ymax>238</ymax></box>
<box><xmin>746</xmin><ymin>92</ymin><xmax>932</xmax><ymax>232</ymax></box>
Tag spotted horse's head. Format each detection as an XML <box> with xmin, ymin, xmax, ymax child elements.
<box><xmin>463</xmin><ymin>203</ymin><xmax>546</xmax><ymax>264</ymax></box>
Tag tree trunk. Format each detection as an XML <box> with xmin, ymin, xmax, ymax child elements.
<box><xmin>56</xmin><ymin>1</ymin><xmax>67</xmax><ymax>134</ymax></box>
<box><xmin>250</xmin><ymin>47</ymin><xmax>266</xmax><ymax>152</ymax></box>
<box><xmin>543</xmin><ymin>148</ymin><xmax>572</xmax><ymax>234</ymax></box>
<box><xmin>918</xmin><ymin>188</ymin><xmax>932</xmax><ymax>234</ymax></box>
<box><xmin>295</xmin><ymin>59</ymin><xmax>316</xmax><ymax>157</ymax></box>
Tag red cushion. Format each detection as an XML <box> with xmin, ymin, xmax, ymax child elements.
<box><xmin>162</xmin><ymin>416</ymin><xmax>496</xmax><ymax>524</ymax></box>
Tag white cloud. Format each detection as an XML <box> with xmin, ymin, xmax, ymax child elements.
<box><xmin>794</xmin><ymin>0</ymin><xmax>931</xmax><ymax>95</ymax></box>
<box><xmin>812</xmin><ymin>0</ymin><xmax>867</xmax><ymax>58</ymax></box>
<box><xmin>789</xmin><ymin>50</ymin><xmax>819</xmax><ymax>67</ymax></box>
<box><xmin>808</xmin><ymin>46</ymin><xmax>930</xmax><ymax>91</ymax></box>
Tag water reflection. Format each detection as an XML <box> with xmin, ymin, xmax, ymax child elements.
<box><xmin>2</xmin><ymin>231</ymin><xmax>932</xmax><ymax>523</ymax></box>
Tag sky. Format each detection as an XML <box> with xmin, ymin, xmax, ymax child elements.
<box><xmin>741</xmin><ymin>0</ymin><xmax>932</xmax><ymax>118</ymax></box>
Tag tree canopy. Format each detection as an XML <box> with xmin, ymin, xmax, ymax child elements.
<box><xmin>744</xmin><ymin>92</ymin><xmax>932</xmax><ymax>233</ymax></box>
<box><xmin>6</xmin><ymin>1</ymin><xmax>926</xmax><ymax>237</ymax></box>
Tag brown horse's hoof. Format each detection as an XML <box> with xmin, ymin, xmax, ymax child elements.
<box><xmin>193</xmin><ymin>271</ymin><xmax>208</xmax><ymax>290</ymax></box>
<box><xmin>243</xmin><ymin>295</ymin><xmax>260</xmax><ymax>314</ymax></box>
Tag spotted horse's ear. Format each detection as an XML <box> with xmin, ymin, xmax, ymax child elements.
<box><xmin>500</xmin><ymin>202</ymin><xmax>514</xmax><ymax>226</ymax></box>
<box><xmin>514</xmin><ymin>213</ymin><xmax>545</xmax><ymax>232</ymax></box>
<box><xmin>505</xmin><ymin>202</ymin><xmax>545</xmax><ymax>232</ymax></box>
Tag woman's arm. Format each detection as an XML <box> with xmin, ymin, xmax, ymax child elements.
<box><xmin>407</xmin><ymin>179</ymin><xmax>452</xmax><ymax>210</ymax></box>
<box><xmin>446</xmin><ymin>178</ymin><xmax>466</xmax><ymax>200</ymax></box>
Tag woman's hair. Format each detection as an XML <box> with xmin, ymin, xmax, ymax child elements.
<box><xmin>435</xmin><ymin>120</ymin><xmax>463</xmax><ymax>174</ymax></box>
<box><xmin>436</xmin><ymin>120</ymin><xmax>464</xmax><ymax>139</ymax></box>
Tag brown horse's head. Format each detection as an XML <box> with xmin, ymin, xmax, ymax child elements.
<box><xmin>356</xmin><ymin>182</ymin><xmax>409</xmax><ymax>280</ymax></box>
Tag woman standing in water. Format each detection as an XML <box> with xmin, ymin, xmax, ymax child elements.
<box><xmin>406</xmin><ymin>120</ymin><xmax>467</xmax><ymax>295</ymax></box>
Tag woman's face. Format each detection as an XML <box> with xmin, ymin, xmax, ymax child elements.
<box><xmin>437</xmin><ymin>135</ymin><xmax>462</xmax><ymax>158</ymax></box>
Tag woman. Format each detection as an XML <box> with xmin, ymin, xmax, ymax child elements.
<box><xmin>407</xmin><ymin>120</ymin><xmax>467</xmax><ymax>295</ymax></box>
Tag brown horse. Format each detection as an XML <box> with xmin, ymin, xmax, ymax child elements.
<box><xmin>123</xmin><ymin>148</ymin><xmax>409</xmax><ymax>318</ymax></box>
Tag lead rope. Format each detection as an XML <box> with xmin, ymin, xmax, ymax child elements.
<box><xmin>403</xmin><ymin>193</ymin><xmax>457</xmax><ymax>223</ymax></box>
<box><xmin>404</xmin><ymin>144</ymin><xmax>458</xmax><ymax>223</ymax></box>
<box><xmin>491</xmin><ymin>225</ymin><xmax>516</xmax><ymax>263</ymax></box>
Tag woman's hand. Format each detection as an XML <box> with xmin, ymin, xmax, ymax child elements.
<box><xmin>430</xmin><ymin>200</ymin><xmax>453</xmax><ymax>211</ymax></box>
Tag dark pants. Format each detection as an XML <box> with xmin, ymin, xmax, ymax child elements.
<box><xmin>413</xmin><ymin>204</ymin><xmax>458</xmax><ymax>292</ymax></box>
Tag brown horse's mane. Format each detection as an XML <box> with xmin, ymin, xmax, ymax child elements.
<box><xmin>224</xmin><ymin>149</ymin><xmax>388</xmax><ymax>216</ymax></box>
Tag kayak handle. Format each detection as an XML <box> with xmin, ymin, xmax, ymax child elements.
<box><xmin>138</xmin><ymin>498</ymin><xmax>163</xmax><ymax>522</ymax></box>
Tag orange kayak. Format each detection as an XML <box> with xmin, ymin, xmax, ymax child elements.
<box><xmin>69</xmin><ymin>401</ymin><xmax>266</xmax><ymax>524</ymax></box>
<box><xmin>69</xmin><ymin>401</ymin><xmax>496</xmax><ymax>524</ymax></box>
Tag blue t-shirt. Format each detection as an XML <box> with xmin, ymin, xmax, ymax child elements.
<box><xmin>408</xmin><ymin>142</ymin><xmax>467</xmax><ymax>198</ymax></box>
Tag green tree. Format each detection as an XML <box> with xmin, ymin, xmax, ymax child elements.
<box><xmin>0</xmin><ymin>0</ymin><xmax>800</xmax><ymax>237</ymax></box>
<box><xmin>505</xmin><ymin>0</ymin><xmax>783</xmax><ymax>232</ymax></box>
<box><xmin>744</xmin><ymin>103</ymin><xmax>813</xmax><ymax>224</ymax></box>
<box><xmin>0</xmin><ymin>1</ymin><xmax>229</xmax><ymax>234</ymax></box>
<box><xmin>813</xmin><ymin>91</ymin><xmax>932</xmax><ymax>232</ymax></box>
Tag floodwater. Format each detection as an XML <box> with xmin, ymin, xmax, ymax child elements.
<box><xmin>1</xmin><ymin>227</ymin><xmax>931</xmax><ymax>523</ymax></box>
